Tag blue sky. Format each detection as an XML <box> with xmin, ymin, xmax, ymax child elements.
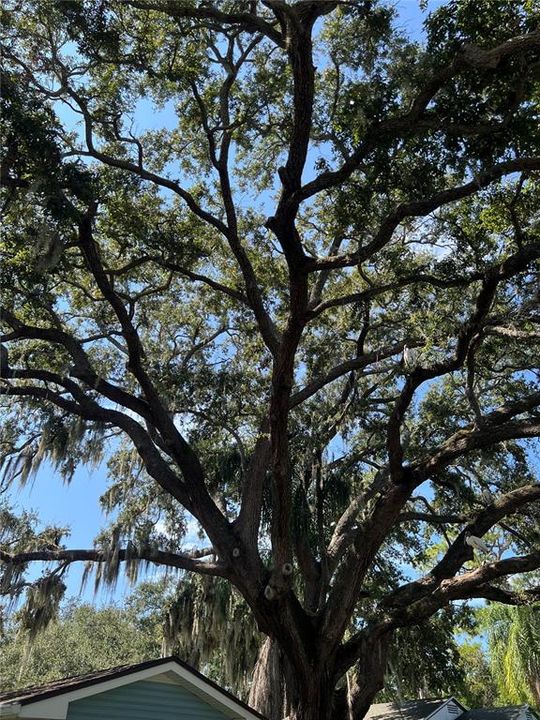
<box><xmin>5</xmin><ymin>0</ymin><xmax>450</xmax><ymax>605</ymax></box>
<box><xmin>11</xmin><ymin>461</ymin><xmax>126</xmax><ymax>602</ymax></box>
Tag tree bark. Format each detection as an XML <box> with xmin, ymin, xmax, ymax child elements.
<box><xmin>248</xmin><ymin>636</ymin><xmax>344</xmax><ymax>720</ymax></box>
<box><xmin>287</xmin><ymin>680</ymin><xmax>335</xmax><ymax>720</ymax></box>
<box><xmin>246</xmin><ymin>624</ymin><xmax>394</xmax><ymax>720</ymax></box>
<box><xmin>248</xmin><ymin>638</ymin><xmax>286</xmax><ymax>720</ymax></box>
<box><xmin>248</xmin><ymin>638</ymin><xmax>354</xmax><ymax>720</ymax></box>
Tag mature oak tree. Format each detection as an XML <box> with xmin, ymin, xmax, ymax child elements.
<box><xmin>1</xmin><ymin>1</ymin><xmax>540</xmax><ymax>717</ymax></box>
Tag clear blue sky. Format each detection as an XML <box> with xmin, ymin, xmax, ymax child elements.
<box><xmin>5</xmin><ymin>0</ymin><xmax>447</xmax><ymax>605</ymax></box>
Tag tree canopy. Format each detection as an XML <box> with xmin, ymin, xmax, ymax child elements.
<box><xmin>1</xmin><ymin>1</ymin><xmax>540</xmax><ymax>718</ymax></box>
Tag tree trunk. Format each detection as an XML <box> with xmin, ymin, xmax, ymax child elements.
<box><xmin>248</xmin><ymin>637</ymin><xmax>337</xmax><ymax>720</ymax></box>
<box><xmin>248</xmin><ymin>631</ymin><xmax>390</xmax><ymax>720</ymax></box>
<box><xmin>248</xmin><ymin>638</ymin><xmax>286</xmax><ymax>720</ymax></box>
<box><xmin>532</xmin><ymin>677</ymin><xmax>540</xmax><ymax>707</ymax></box>
<box><xmin>286</xmin><ymin>680</ymin><xmax>335</xmax><ymax>720</ymax></box>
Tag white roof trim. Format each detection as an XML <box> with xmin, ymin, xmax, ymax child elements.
<box><xmin>1</xmin><ymin>661</ymin><xmax>262</xmax><ymax>720</ymax></box>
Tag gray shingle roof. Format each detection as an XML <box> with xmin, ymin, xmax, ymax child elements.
<box><xmin>365</xmin><ymin>699</ymin><xmax>451</xmax><ymax>720</ymax></box>
<box><xmin>364</xmin><ymin>700</ymin><xmax>539</xmax><ymax>720</ymax></box>
<box><xmin>463</xmin><ymin>709</ymin><xmax>539</xmax><ymax>720</ymax></box>
<box><xmin>0</xmin><ymin>664</ymin><xmax>135</xmax><ymax>704</ymax></box>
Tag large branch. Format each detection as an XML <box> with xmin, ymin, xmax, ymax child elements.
<box><xmin>465</xmin><ymin>583</ymin><xmax>540</xmax><ymax>605</ymax></box>
<box><xmin>322</xmin><ymin>478</ymin><xmax>412</xmax><ymax>644</ymax></box>
<box><xmin>76</xmin><ymin>77</ymin><xmax>278</xmax><ymax>356</ymax></box>
<box><xmin>189</xmin><ymin>41</ymin><xmax>281</xmax><ymax>355</ymax></box>
<box><xmin>9</xmin><ymin>28</ymin><xmax>278</xmax><ymax>354</ymax></box>
<box><xmin>2</xmin><ymin>47</ymin><xmax>269</xmax><ymax>589</ymax></box>
<box><xmin>78</xmin><ymin>208</ymin><xmax>238</xmax><ymax>554</ymax></box>
<box><xmin>338</xmin><ymin>632</ymin><xmax>391</xmax><ymax>720</ymax></box>
<box><xmin>310</xmin><ymin>160</ymin><xmax>540</xmax><ymax>272</ymax></box>
<box><xmin>234</xmin><ymin>420</ymin><xmax>272</xmax><ymax>548</ymax></box>
<box><xmin>335</xmin><ymin>549</ymin><xmax>540</xmax><ymax>700</ymax></box>
<box><xmin>301</xmin><ymin>284</ymin><xmax>536</xmax><ymax>508</ymax></box>
<box><xmin>414</xmin><ymin>417</ymin><xmax>540</xmax><ymax>481</ymax></box>
<box><xmin>1</xmin><ymin>378</ymin><xmax>268</xmax><ymax>604</ymax></box>
<box><xmin>386</xmin><ymin>241</ymin><xmax>540</xmax><ymax>481</ymax></box>
<box><xmin>382</xmin><ymin>483</ymin><xmax>540</xmax><ymax>611</ymax></box>
<box><xmin>307</xmin><ymin>271</ymin><xmax>483</xmax><ymax>318</ymax></box>
<box><xmin>289</xmin><ymin>339</ymin><xmax>415</xmax><ymax>408</ymax></box>
<box><xmin>1</xmin><ymin>309</ymin><xmax>154</xmax><ymax>423</ymax></box>
<box><xmin>0</xmin><ymin>546</ymin><xmax>224</xmax><ymax>578</ymax></box>
<box><xmin>321</xmin><ymin>408</ymin><xmax>540</xmax><ymax>644</ymax></box>
<box><xmin>398</xmin><ymin>551</ymin><xmax>540</xmax><ymax>621</ymax></box>
<box><xmin>297</xmin><ymin>31</ymin><xmax>540</xmax><ymax>207</ymax></box>
<box><xmin>261</xmin><ymin>0</ymin><xmax>339</xmax><ymax>568</ymax></box>
<box><xmin>311</xmin><ymin>329</ymin><xmax>540</xmax><ymax>628</ymax></box>
<box><xmin>263</xmin><ymin>2</ymin><xmax>337</xmax><ymax>266</ymax></box>
<box><xmin>0</xmin><ymin>382</ymin><xmax>194</xmax><ymax>510</ymax></box>
<box><xmin>121</xmin><ymin>0</ymin><xmax>285</xmax><ymax>47</ymax></box>
<box><xmin>6</xmin><ymin>23</ymin><xmax>275</xmax><ymax>356</ymax></box>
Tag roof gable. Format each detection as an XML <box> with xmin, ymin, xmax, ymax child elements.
<box><xmin>64</xmin><ymin>679</ymin><xmax>232</xmax><ymax>720</ymax></box>
<box><xmin>0</xmin><ymin>657</ymin><xmax>266</xmax><ymax>720</ymax></box>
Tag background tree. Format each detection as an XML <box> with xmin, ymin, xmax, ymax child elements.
<box><xmin>456</xmin><ymin>642</ymin><xmax>499</xmax><ymax>709</ymax></box>
<box><xmin>482</xmin><ymin>603</ymin><xmax>540</xmax><ymax>706</ymax></box>
<box><xmin>1</xmin><ymin>1</ymin><xmax>540</xmax><ymax>718</ymax></box>
<box><xmin>0</xmin><ymin>597</ymin><xmax>159</xmax><ymax>691</ymax></box>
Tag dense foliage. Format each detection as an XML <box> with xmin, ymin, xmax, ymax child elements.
<box><xmin>1</xmin><ymin>1</ymin><xmax>539</xmax><ymax>717</ymax></box>
<box><xmin>0</xmin><ymin>599</ymin><xmax>159</xmax><ymax>692</ymax></box>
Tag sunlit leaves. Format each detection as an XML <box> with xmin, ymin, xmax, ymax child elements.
<box><xmin>481</xmin><ymin>603</ymin><xmax>540</xmax><ymax>705</ymax></box>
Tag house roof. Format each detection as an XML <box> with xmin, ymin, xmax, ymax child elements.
<box><xmin>463</xmin><ymin>709</ymin><xmax>540</xmax><ymax>720</ymax></box>
<box><xmin>0</xmin><ymin>656</ymin><xmax>267</xmax><ymax>720</ymax></box>
<box><xmin>365</xmin><ymin>700</ymin><xmax>539</xmax><ymax>720</ymax></box>
<box><xmin>365</xmin><ymin>698</ymin><xmax>457</xmax><ymax>720</ymax></box>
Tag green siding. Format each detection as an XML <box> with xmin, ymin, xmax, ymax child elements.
<box><xmin>66</xmin><ymin>679</ymin><xmax>232</xmax><ymax>720</ymax></box>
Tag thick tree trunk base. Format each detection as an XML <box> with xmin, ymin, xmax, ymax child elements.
<box><xmin>248</xmin><ymin>638</ymin><xmax>286</xmax><ymax>720</ymax></box>
<box><xmin>248</xmin><ymin>637</ymin><xmax>336</xmax><ymax>720</ymax></box>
